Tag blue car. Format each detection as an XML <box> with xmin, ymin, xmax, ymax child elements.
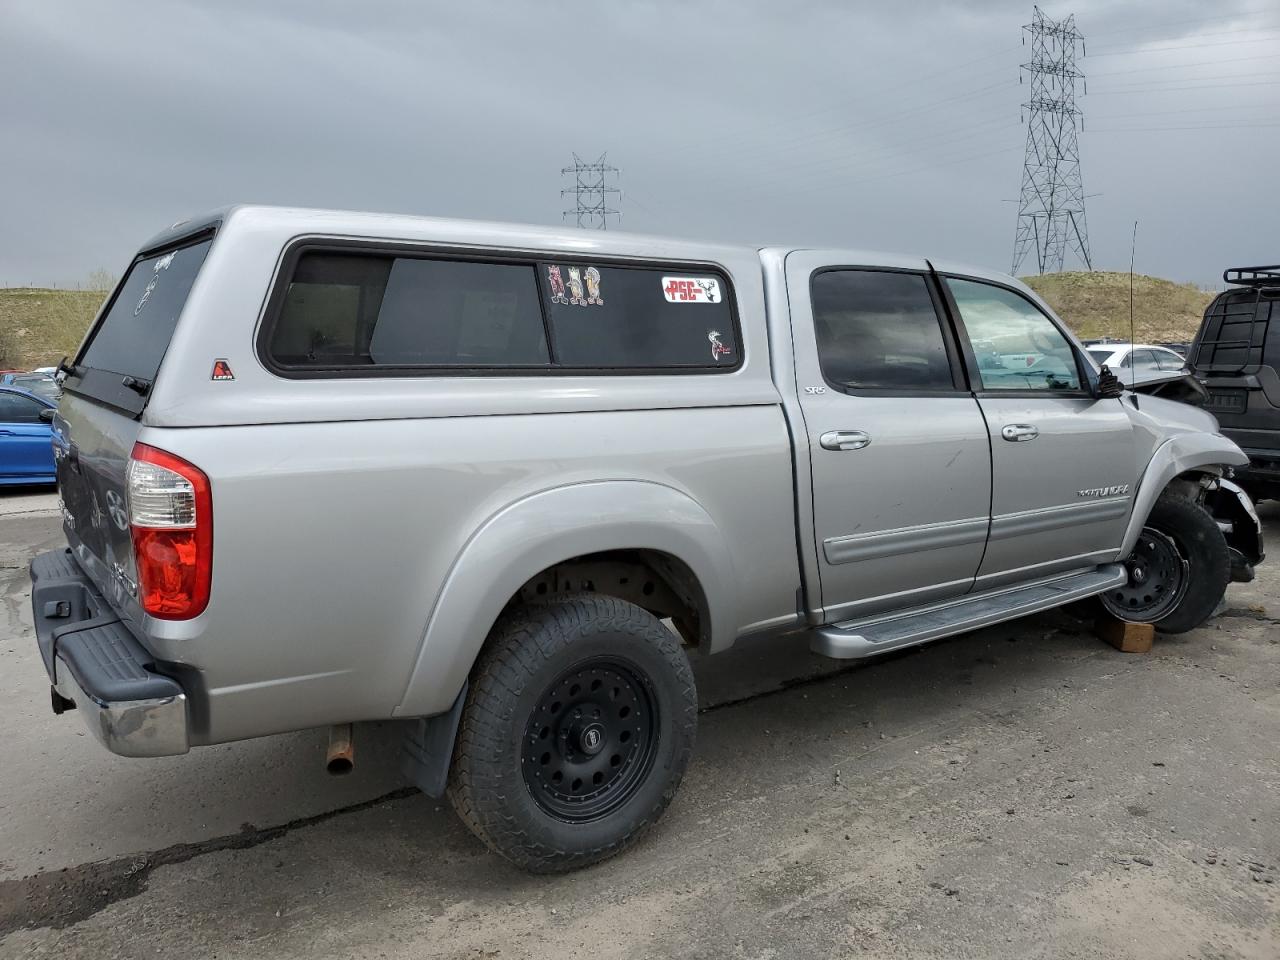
<box><xmin>0</xmin><ymin>386</ymin><xmax>57</xmax><ymax>486</ymax></box>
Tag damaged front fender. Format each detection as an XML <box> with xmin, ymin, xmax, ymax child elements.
<box><xmin>1205</xmin><ymin>477</ymin><xmax>1265</xmax><ymax>582</ymax></box>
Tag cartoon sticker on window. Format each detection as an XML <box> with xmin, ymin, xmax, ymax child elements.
<box><xmin>708</xmin><ymin>330</ymin><xmax>732</xmax><ymax>362</ymax></box>
<box><xmin>548</xmin><ymin>264</ymin><xmax>603</xmax><ymax>307</ymax></box>
<box><xmin>584</xmin><ymin>266</ymin><xmax>602</xmax><ymax>305</ymax></box>
<box><xmin>134</xmin><ymin>250</ymin><xmax>178</xmax><ymax>316</ymax></box>
<box><xmin>547</xmin><ymin>265</ymin><xmax>568</xmax><ymax>304</ymax></box>
<box><xmin>567</xmin><ymin>267</ymin><xmax>585</xmax><ymax>305</ymax></box>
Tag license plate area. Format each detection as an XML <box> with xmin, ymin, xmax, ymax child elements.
<box><xmin>1206</xmin><ymin>388</ymin><xmax>1247</xmax><ymax>414</ymax></box>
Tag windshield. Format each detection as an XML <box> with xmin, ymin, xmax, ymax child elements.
<box><xmin>1087</xmin><ymin>347</ymin><xmax>1114</xmax><ymax>362</ymax></box>
<box><xmin>5</xmin><ymin>375</ymin><xmax>60</xmax><ymax>402</ymax></box>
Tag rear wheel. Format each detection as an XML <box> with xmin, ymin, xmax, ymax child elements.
<box><xmin>1100</xmin><ymin>494</ymin><xmax>1230</xmax><ymax>634</ymax></box>
<box><xmin>447</xmin><ymin>595</ymin><xmax>697</xmax><ymax>873</ymax></box>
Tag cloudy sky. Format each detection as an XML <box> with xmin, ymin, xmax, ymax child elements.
<box><xmin>2</xmin><ymin>0</ymin><xmax>1276</xmax><ymax>288</ymax></box>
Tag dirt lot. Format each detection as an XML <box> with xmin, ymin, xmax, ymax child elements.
<box><xmin>1</xmin><ymin>489</ymin><xmax>1277</xmax><ymax>959</ymax></box>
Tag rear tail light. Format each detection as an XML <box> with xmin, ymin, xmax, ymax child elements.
<box><xmin>126</xmin><ymin>443</ymin><xmax>212</xmax><ymax>619</ymax></box>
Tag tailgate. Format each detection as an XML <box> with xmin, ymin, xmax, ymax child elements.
<box><xmin>55</xmin><ymin>237</ymin><xmax>212</xmax><ymax>613</ymax></box>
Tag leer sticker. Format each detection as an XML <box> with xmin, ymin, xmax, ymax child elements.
<box><xmin>211</xmin><ymin>359</ymin><xmax>235</xmax><ymax>381</ymax></box>
<box><xmin>662</xmin><ymin>276</ymin><xmax>721</xmax><ymax>304</ymax></box>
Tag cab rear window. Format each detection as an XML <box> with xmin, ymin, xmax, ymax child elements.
<box><xmin>264</xmin><ymin>247</ymin><xmax>740</xmax><ymax>375</ymax></box>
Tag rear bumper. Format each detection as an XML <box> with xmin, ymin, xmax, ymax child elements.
<box><xmin>30</xmin><ymin>549</ymin><xmax>189</xmax><ymax>757</ymax></box>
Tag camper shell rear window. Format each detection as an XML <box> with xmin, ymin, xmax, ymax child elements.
<box><xmin>260</xmin><ymin>243</ymin><xmax>742</xmax><ymax>377</ymax></box>
<box><xmin>66</xmin><ymin>235</ymin><xmax>214</xmax><ymax>415</ymax></box>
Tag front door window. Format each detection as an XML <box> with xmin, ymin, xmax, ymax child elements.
<box><xmin>948</xmin><ymin>279</ymin><xmax>1081</xmax><ymax>392</ymax></box>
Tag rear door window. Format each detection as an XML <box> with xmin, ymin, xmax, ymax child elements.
<box><xmin>540</xmin><ymin>264</ymin><xmax>739</xmax><ymax>369</ymax></box>
<box><xmin>810</xmin><ymin>270</ymin><xmax>956</xmax><ymax>391</ymax></box>
<box><xmin>1130</xmin><ymin>349</ymin><xmax>1161</xmax><ymax>373</ymax></box>
<box><xmin>78</xmin><ymin>239</ymin><xmax>213</xmax><ymax>383</ymax></box>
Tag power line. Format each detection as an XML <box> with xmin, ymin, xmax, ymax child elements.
<box><xmin>659</xmin><ymin>73</ymin><xmax>1015</xmax><ymax>167</ymax></box>
<box><xmin>1089</xmin><ymin>32</ymin><xmax>1280</xmax><ymax>57</ymax></box>
<box><xmin>1089</xmin><ymin>122</ymin><xmax>1280</xmax><ymax>132</ymax></box>
<box><xmin>714</xmin><ymin>115</ymin><xmax>1020</xmax><ymax>185</ymax></box>
<box><xmin>1095</xmin><ymin>71</ymin><xmax>1280</xmax><ymax>89</ymax></box>
<box><xmin>1093</xmin><ymin>20</ymin><xmax>1280</xmax><ymax>43</ymax></box>
<box><xmin>1092</xmin><ymin>102</ymin><xmax>1274</xmax><ymax>119</ymax></box>
<box><xmin>1090</xmin><ymin>78</ymin><xmax>1280</xmax><ymax>95</ymax></box>
<box><xmin>1089</xmin><ymin>52</ymin><xmax>1278</xmax><ymax>77</ymax></box>
<box><xmin>1012</xmin><ymin>5</ymin><xmax>1092</xmax><ymax>275</ymax></box>
<box><xmin>560</xmin><ymin>153</ymin><xmax>620</xmax><ymax>230</ymax></box>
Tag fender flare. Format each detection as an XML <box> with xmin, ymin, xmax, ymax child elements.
<box><xmin>1118</xmin><ymin>432</ymin><xmax>1248</xmax><ymax>557</ymax></box>
<box><xmin>394</xmin><ymin>480</ymin><xmax>738</xmax><ymax>718</ymax></box>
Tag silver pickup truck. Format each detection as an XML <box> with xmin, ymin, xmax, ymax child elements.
<box><xmin>28</xmin><ymin>206</ymin><xmax>1263</xmax><ymax>872</ymax></box>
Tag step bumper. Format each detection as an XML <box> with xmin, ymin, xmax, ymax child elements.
<box><xmin>30</xmin><ymin>549</ymin><xmax>190</xmax><ymax>758</ymax></box>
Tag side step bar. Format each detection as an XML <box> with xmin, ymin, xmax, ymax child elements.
<box><xmin>812</xmin><ymin>564</ymin><xmax>1127</xmax><ymax>660</ymax></box>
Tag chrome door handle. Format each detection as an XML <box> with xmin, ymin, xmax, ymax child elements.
<box><xmin>1001</xmin><ymin>424</ymin><xmax>1039</xmax><ymax>442</ymax></box>
<box><xmin>820</xmin><ymin>430</ymin><xmax>871</xmax><ymax>451</ymax></box>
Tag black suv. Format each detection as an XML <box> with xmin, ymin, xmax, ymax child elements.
<box><xmin>1190</xmin><ymin>266</ymin><xmax>1280</xmax><ymax>501</ymax></box>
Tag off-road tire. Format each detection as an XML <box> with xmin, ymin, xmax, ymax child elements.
<box><xmin>1102</xmin><ymin>494</ymin><xmax>1230</xmax><ymax>634</ymax></box>
<box><xmin>447</xmin><ymin>595</ymin><xmax>697</xmax><ymax>873</ymax></box>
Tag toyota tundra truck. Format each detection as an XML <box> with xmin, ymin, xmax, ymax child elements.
<box><xmin>26</xmin><ymin>206</ymin><xmax>1263</xmax><ymax>872</ymax></box>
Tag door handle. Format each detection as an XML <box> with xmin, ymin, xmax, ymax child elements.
<box><xmin>1001</xmin><ymin>424</ymin><xmax>1039</xmax><ymax>442</ymax></box>
<box><xmin>820</xmin><ymin>430</ymin><xmax>871</xmax><ymax>451</ymax></box>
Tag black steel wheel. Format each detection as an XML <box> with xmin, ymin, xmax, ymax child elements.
<box><xmin>521</xmin><ymin>658</ymin><xmax>658</xmax><ymax>823</ymax></box>
<box><xmin>1098</xmin><ymin>494</ymin><xmax>1230</xmax><ymax>633</ymax></box>
<box><xmin>448</xmin><ymin>595</ymin><xmax>697</xmax><ymax>872</ymax></box>
<box><xmin>1101</xmin><ymin>527</ymin><xmax>1188</xmax><ymax>622</ymax></box>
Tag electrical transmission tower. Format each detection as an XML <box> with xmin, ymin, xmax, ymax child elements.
<box><xmin>561</xmin><ymin>153</ymin><xmax>621</xmax><ymax>229</ymax></box>
<box><xmin>1011</xmin><ymin>6</ymin><xmax>1093</xmax><ymax>276</ymax></box>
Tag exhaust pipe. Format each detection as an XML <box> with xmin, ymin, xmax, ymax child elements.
<box><xmin>326</xmin><ymin>723</ymin><xmax>354</xmax><ymax>776</ymax></box>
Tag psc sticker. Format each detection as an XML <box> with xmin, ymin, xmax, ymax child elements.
<box><xmin>662</xmin><ymin>276</ymin><xmax>722</xmax><ymax>304</ymax></box>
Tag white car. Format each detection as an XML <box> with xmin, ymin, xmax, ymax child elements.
<box><xmin>1086</xmin><ymin>343</ymin><xmax>1187</xmax><ymax>378</ymax></box>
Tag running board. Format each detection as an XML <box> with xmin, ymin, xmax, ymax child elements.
<box><xmin>812</xmin><ymin>564</ymin><xmax>1127</xmax><ymax>660</ymax></box>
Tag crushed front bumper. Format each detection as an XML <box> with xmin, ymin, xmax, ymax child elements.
<box><xmin>30</xmin><ymin>549</ymin><xmax>189</xmax><ymax>757</ymax></box>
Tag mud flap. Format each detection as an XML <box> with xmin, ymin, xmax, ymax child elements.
<box><xmin>400</xmin><ymin>682</ymin><xmax>467</xmax><ymax>798</ymax></box>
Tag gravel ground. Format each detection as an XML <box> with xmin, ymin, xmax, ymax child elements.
<box><xmin>1</xmin><ymin>488</ymin><xmax>1277</xmax><ymax>959</ymax></box>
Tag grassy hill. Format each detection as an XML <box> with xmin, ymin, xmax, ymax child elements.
<box><xmin>1</xmin><ymin>270</ymin><xmax>1216</xmax><ymax>372</ymax></box>
<box><xmin>0</xmin><ymin>288</ymin><xmax>106</xmax><ymax>370</ymax></box>
<box><xmin>1023</xmin><ymin>271</ymin><xmax>1214</xmax><ymax>344</ymax></box>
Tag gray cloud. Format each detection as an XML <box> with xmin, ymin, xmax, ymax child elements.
<box><xmin>1</xmin><ymin>0</ymin><xmax>1275</xmax><ymax>287</ymax></box>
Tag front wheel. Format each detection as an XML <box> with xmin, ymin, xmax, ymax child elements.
<box><xmin>448</xmin><ymin>595</ymin><xmax>697</xmax><ymax>873</ymax></box>
<box><xmin>1100</xmin><ymin>494</ymin><xmax>1230</xmax><ymax>634</ymax></box>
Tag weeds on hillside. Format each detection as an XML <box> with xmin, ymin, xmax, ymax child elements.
<box><xmin>0</xmin><ymin>271</ymin><xmax>114</xmax><ymax>369</ymax></box>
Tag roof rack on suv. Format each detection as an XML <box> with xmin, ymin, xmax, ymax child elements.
<box><xmin>1224</xmin><ymin>265</ymin><xmax>1280</xmax><ymax>286</ymax></box>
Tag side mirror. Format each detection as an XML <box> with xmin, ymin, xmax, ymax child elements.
<box><xmin>38</xmin><ymin>408</ymin><xmax>56</xmax><ymax>422</ymax></box>
<box><xmin>1095</xmin><ymin>364</ymin><xmax>1125</xmax><ymax>399</ymax></box>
